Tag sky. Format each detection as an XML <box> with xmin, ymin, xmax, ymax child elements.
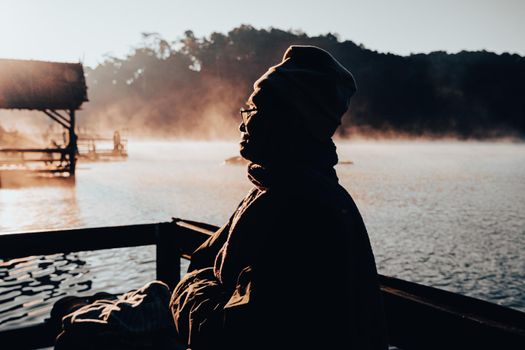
<box><xmin>0</xmin><ymin>0</ymin><xmax>524</xmax><ymax>68</ymax></box>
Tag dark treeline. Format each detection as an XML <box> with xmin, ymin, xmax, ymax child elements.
<box><xmin>82</xmin><ymin>25</ymin><xmax>525</xmax><ymax>139</ymax></box>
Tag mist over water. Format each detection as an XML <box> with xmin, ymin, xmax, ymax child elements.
<box><xmin>0</xmin><ymin>140</ymin><xmax>524</xmax><ymax>329</ymax></box>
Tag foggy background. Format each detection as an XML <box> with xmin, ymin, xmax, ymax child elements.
<box><xmin>1</xmin><ymin>1</ymin><xmax>524</xmax><ymax>144</ymax></box>
<box><xmin>1</xmin><ymin>26</ymin><xmax>524</xmax><ymax>145</ymax></box>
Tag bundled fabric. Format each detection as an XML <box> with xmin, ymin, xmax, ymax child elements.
<box><xmin>54</xmin><ymin>281</ymin><xmax>182</xmax><ymax>350</ymax></box>
<box><xmin>170</xmin><ymin>267</ymin><xmax>228</xmax><ymax>349</ymax></box>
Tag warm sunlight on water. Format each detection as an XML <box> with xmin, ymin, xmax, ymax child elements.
<box><xmin>1</xmin><ymin>140</ymin><xmax>524</xmax><ymax>329</ymax></box>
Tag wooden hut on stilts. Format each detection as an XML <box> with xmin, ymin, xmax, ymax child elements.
<box><xmin>0</xmin><ymin>59</ymin><xmax>88</xmax><ymax>176</ymax></box>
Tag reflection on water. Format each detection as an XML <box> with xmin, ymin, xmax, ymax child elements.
<box><xmin>0</xmin><ymin>248</ymin><xmax>157</xmax><ymax>328</ymax></box>
<box><xmin>0</xmin><ymin>140</ymin><xmax>524</xmax><ymax>329</ymax></box>
<box><xmin>339</xmin><ymin>142</ymin><xmax>525</xmax><ymax>314</ymax></box>
<box><xmin>0</xmin><ymin>177</ymin><xmax>80</xmax><ymax>232</ymax></box>
<box><xmin>0</xmin><ymin>253</ymin><xmax>87</xmax><ymax>326</ymax></box>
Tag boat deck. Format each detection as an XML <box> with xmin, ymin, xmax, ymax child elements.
<box><xmin>0</xmin><ymin>219</ymin><xmax>524</xmax><ymax>349</ymax></box>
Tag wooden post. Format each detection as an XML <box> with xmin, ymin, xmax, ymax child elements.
<box><xmin>156</xmin><ymin>223</ymin><xmax>181</xmax><ymax>289</ymax></box>
<box><xmin>68</xmin><ymin>109</ymin><xmax>77</xmax><ymax>175</ymax></box>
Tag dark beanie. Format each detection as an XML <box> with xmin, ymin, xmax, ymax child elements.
<box><xmin>253</xmin><ymin>45</ymin><xmax>356</xmax><ymax>141</ymax></box>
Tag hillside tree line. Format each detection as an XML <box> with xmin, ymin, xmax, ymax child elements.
<box><xmin>82</xmin><ymin>25</ymin><xmax>525</xmax><ymax>138</ymax></box>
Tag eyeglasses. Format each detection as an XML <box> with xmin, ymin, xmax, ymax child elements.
<box><xmin>239</xmin><ymin>107</ymin><xmax>257</xmax><ymax>126</ymax></box>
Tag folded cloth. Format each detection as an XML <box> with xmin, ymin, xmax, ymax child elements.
<box><xmin>54</xmin><ymin>281</ymin><xmax>182</xmax><ymax>350</ymax></box>
<box><xmin>50</xmin><ymin>291</ymin><xmax>116</xmax><ymax>336</ymax></box>
<box><xmin>170</xmin><ymin>267</ymin><xmax>228</xmax><ymax>350</ymax></box>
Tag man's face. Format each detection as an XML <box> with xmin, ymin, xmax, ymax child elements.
<box><xmin>238</xmin><ymin>87</ymin><xmax>272</xmax><ymax>163</ymax></box>
<box><xmin>239</xmin><ymin>105</ymin><xmax>256</xmax><ymax>150</ymax></box>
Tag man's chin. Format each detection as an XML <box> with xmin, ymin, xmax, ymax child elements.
<box><xmin>239</xmin><ymin>143</ymin><xmax>263</xmax><ymax>164</ymax></box>
<box><xmin>239</xmin><ymin>143</ymin><xmax>250</xmax><ymax>160</ymax></box>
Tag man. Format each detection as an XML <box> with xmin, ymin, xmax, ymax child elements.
<box><xmin>170</xmin><ymin>45</ymin><xmax>388</xmax><ymax>350</ymax></box>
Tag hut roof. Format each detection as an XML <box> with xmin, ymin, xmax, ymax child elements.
<box><xmin>0</xmin><ymin>59</ymin><xmax>88</xmax><ymax>110</ymax></box>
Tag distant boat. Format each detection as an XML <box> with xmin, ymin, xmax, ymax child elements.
<box><xmin>223</xmin><ymin>155</ymin><xmax>248</xmax><ymax>165</ymax></box>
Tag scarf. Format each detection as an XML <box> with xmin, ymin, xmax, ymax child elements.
<box><xmin>246</xmin><ymin>138</ymin><xmax>340</xmax><ymax>190</ymax></box>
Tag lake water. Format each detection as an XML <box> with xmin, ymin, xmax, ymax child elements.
<box><xmin>1</xmin><ymin>140</ymin><xmax>524</xmax><ymax>330</ymax></box>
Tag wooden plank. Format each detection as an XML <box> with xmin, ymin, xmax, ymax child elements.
<box><xmin>0</xmin><ymin>223</ymin><xmax>159</xmax><ymax>260</ymax></box>
<box><xmin>380</xmin><ymin>275</ymin><xmax>525</xmax><ymax>349</ymax></box>
<box><xmin>0</xmin><ymin>148</ymin><xmax>66</xmax><ymax>153</ymax></box>
<box><xmin>156</xmin><ymin>223</ymin><xmax>181</xmax><ymax>289</ymax></box>
<box><xmin>42</xmin><ymin>109</ymin><xmax>70</xmax><ymax>129</ymax></box>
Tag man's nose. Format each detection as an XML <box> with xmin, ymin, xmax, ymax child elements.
<box><xmin>239</xmin><ymin>122</ymin><xmax>246</xmax><ymax>133</ymax></box>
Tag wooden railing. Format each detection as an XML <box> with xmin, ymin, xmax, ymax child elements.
<box><xmin>0</xmin><ymin>219</ymin><xmax>524</xmax><ymax>349</ymax></box>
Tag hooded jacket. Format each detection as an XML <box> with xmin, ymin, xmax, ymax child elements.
<box><xmin>170</xmin><ymin>46</ymin><xmax>388</xmax><ymax>350</ymax></box>
<box><xmin>171</xmin><ymin>169</ymin><xmax>388</xmax><ymax>350</ymax></box>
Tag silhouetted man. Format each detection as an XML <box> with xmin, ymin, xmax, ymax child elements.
<box><xmin>170</xmin><ymin>45</ymin><xmax>388</xmax><ymax>350</ymax></box>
